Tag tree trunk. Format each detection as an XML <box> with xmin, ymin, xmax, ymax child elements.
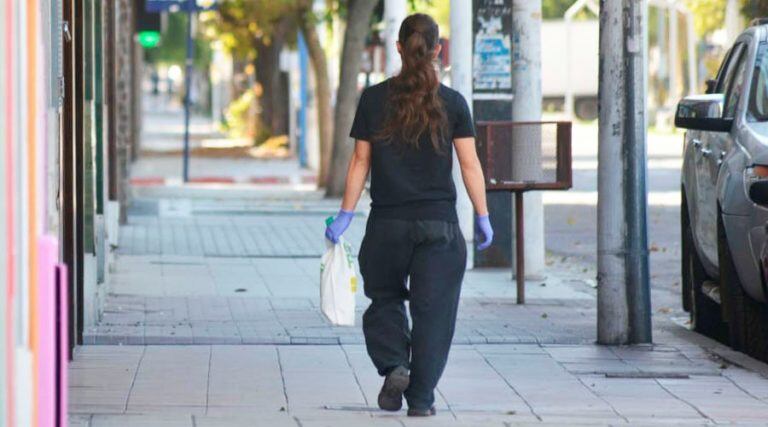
<box><xmin>326</xmin><ymin>0</ymin><xmax>378</xmax><ymax>196</ymax></box>
<box><xmin>254</xmin><ymin>17</ymin><xmax>291</xmax><ymax>141</ymax></box>
<box><xmin>297</xmin><ymin>6</ymin><xmax>333</xmax><ymax>184</ymax></box>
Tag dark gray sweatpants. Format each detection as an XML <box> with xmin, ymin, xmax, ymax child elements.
<box><xmin>358</xmin><ymin>218</ymin><xmax>466</xmax><ymax>410</ymax></box>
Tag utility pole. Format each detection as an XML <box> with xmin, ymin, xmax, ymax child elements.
<box><xmin>668</xmin><ymin>5</ymin><xmax>678</xmax><ymax>107</ymax></box>
<box><xmin>597</xmin><ymin>0</ymin><xmax>651</xmax><ymax>344</ymax></box>
<box><xmin>451</xmin><ymin>0</ymin><xmax>474</xmax><ymax>266</ymax></box>
<box><xmin>182</xmin><ymin>0</ymin><xmax>195</xmax><ymax>183</ymax></box>
<box><xmin>472</xmin><ymin>0</ymin><xmax>514</xmax><ymax>268</ymax></box>
<box><xmin>511</xmin><ymin>0</ymin><xmax>545</xmax><ymax>278</ymax></box>
<box><xmin>384</xmin><ymin>0</ymin><xmax>407</xmax><ymax>77</ymax></box>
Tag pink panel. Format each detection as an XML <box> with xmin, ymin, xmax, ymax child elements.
<box><xmin>37</xmin><ymin>236</ymin><xmax>58</xmax><ymax>427</ymax></box>
<box><xmin>56</xmin><ymin>263</ymin><xmax>68</xmax><ymax>427</ymax></box>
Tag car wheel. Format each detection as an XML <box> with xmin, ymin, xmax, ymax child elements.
<box><xmin>717</xmin><ymin>206</ymin><xmax>768</xmax><ymax>360</ymax></box>
<box><xmin>682</xmin><ymin>191</ymin><xmax>726</xmax><ymax>338</ymax></box>
<box><xmin>681</xmin><ymin>188</ymin><xmax>692</xmax><ymax>313</ymax></box>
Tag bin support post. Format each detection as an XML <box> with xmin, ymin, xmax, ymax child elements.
<box><xmin>515</xmin><ymin>191</ymin><xmax>525</xmax><ymax>304</ymax></box>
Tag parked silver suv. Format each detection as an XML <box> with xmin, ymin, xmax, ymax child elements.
<box><xmin>676</xmin><ymin>21</ymin><xmax>768</xmax><ymax>361</ymax></box>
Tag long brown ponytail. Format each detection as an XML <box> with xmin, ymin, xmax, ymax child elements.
<box><xmin>377</xmin><ymin>14</ymin><xmax>447</xmax><ymax>152</ymax></box>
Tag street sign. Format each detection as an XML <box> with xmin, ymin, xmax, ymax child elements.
<box><xmin>146</xmin><ymin>0</ymin><xmax>217</xmax><ymax>12</ymax></box>
<box><xmin>137</xmin><ymin>31</ymin><xmax>161</xmax><ymax>48</ymax></box>
<box><xmin>146</xmin><ymin>0</ymin><xmax>187</xmax><ymax>12</ymax></box>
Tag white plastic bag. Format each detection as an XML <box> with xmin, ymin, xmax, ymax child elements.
<box><xmin>320</xmin><ymin>237</ymin><xmax>357</xmax><ymax>326</ymax></box>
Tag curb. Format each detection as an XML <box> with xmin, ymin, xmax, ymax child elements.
<box><xmin>130</xmin><ymin>175</ymin><xmax>318</xmax><ymax>187</ymax></box>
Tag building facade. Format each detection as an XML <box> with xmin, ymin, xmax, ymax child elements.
<box><xmin>1</xmin><ymin>1</ymin><xmax>137</xmax><ymax>425</ymax></box>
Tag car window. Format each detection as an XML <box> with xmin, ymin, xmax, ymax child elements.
<box><xmin>749</xmin><ymin>44</ymin><xmax>768</xmax><ymax>121</ymax></box>
<box><xmin>723</xmin><ymin>48</ymin><xmax>749</xmax><ymax>118</ymax></box>
<box><xmin>718</xmin><ymin>43</ymin><xmax>745</xmax><ymax>94</ymax></box>
<box><xmin>714</xmin><ymin>46</ymin><xmax>735</xmax><ymax>87</ymax></box>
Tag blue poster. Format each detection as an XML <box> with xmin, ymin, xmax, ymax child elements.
<box><xmin>472</xmin><ymin>0</ymin><xmax>513</xmax><ymax>92</ymax></box>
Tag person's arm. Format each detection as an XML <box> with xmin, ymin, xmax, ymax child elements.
<box><xmin>325</xmin><ymin>140</ymin><xmax>371</xmax><ymax>243</ymax></box>
<box><xmin>454</xmin><ymin>137</ymin><xmax>488</xmax><ymax>215</ymax></box>
<box><xmin>341</xmin><ymin>140</ymin><xmax>372</xmax><ymax>211</ymax></box>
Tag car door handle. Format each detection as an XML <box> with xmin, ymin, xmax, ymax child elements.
<box><xmin>701</xmin><ymin>148</ymin><xmax>712</xmax><ymax>157</ymax></box>
<box><xmin>717</xmin><ymin>150</ymin><xmax>727</xmax><ymax>165</ymax></box>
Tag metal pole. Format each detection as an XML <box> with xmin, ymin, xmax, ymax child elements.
<box><xmin>298</xmin><ymin>31</ymin><xmax>309</xmax><ymax>168</ymax></box>
<box><xmin>451</xmin><ymin>0</ymin><xmax>474</xmax><ymax>267</ymax></box>
<box><xmin>182</xmin><ymin>0</ymin><xmax>194</xmax><ymax>183</ymax></box>
<box><xmin>515</xmin><ymin>191</ymin><xmax>525</xmax><ymax>304</ymax></box>
<box><xmin>668</xmin><ymin>4</ymin><xmax>678</xmax><ymax>108</ymax></box>
<box><xmin>597</xmin><ymin>0</ymin><xmax>629</xmax><ymax>344</ymax></box>
<box><xmin>597</xmin><ymin>0</ymin><xmax>651</xmax><ymax>345</ymax></box>
<box><xmin>512</xmin><ymin>0</ymin><xmax>545</xmax><ymax>278</ymax></box>
<box><xmin>384</xmin><ymin>0</ymin><xmax>406</xmax><ymax>77</ymax></box>
<box><xmin>624</xmin><ymin>0</ymin><xmax>651</xmax><ymax>344</ymax></box>
<box><xmin>471</xmin><ymin>0</ymin><xmax>514</xmax><ymax>268</ymax></box>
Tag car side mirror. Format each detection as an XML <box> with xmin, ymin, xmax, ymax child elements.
<box><xmin>675</xmin><ymin>94</ymin><xmax>733</xmax><ymax>132</ymax></box>
<box><xmin>705</xmin><ymin>79</ymin><xmax>718</xmax><ymax>94</ymax></box>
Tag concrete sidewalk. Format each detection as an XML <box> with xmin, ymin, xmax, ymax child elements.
<box><xmin>84</xmin><ymin>196</ymin><xmax>596</xmax><ymax>346</ymax></box>
<box><xmin>69</xmin><ymin>193</ymin><xmax>768</xmax><ymax>426</ymax></box>
<box><xmin>68</xmin><ymin>109</ymin><xmax>768</xmax><ymax>425</ymax></box>
<box><xmin>68</xmin><ymin>341</ymin><xmax>768</xmax><ymax>426</ymax></box>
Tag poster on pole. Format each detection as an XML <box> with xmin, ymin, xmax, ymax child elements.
<box><xmin>472</xmin><ymin>0</ymin><xmax>513</xmax><ymax>94</ymax></box>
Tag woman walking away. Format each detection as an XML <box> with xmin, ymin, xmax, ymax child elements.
<box><xmin>324</xmin><ymin>13</ymin><xmax>493</xmax><ymax>417</ymax></box>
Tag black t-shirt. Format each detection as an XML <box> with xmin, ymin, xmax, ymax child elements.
<box><xmin>349</xmin><ymin>79</ymin><xmax>475</xmax><ymax>222</ymax></box>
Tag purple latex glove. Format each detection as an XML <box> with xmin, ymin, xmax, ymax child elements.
<box><xmin>325</xmin><ymin>209</ymin><xmax>355</xmax><ymax>243</ymax></box>
<box><xmin>475</xmin><ymin>214</ymin><xmax>493</xmax><ymax>251</ymax></box>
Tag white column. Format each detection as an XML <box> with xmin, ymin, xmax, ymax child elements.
<box><xmin>384</xmin><ymin>0</ymin><xmax>407</xmax><ymax>77</ymax></box>
<box><xmin>668</xmin><ymin>6</ymin><xmax>678</xmax><ymax>106</ymax></box>
<box><xmin>511</xmin><ymin>0</ymin><xmax>545</xmax><ymax>278</ymax></box>
<box><xmin>725</xmin><ymin>0</ymin><xmax>742</xmax><ymax>46</ymax></box>
<box><xmin>685</xmin><ymin>10</ymin><xmax>697</xmax><ymax>95</ymax></box>
<box><xmin>450</xmin><ymin>0</ymin><xmax>475</xmax><ymax>267</ymax></box>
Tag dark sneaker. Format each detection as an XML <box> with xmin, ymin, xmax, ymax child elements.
<box><xmin>377</xmin><ymin>366</ymin><xmax>409</xmax><ymax>411</ymax></box>
<box><xmin>407</xmin><ymin>406</ymin><xmax>436</xmax><ymax>417</ymax></box>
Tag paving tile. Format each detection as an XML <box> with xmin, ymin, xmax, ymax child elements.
<box><xmin>72</xmin><ymin>196</ymin><xmax>768</xmax><ymax>426</ymax></box>
<box><xmin>67</xmin><ymin>414</ymin><xmax>93</xmax><ymax>427</ymax></box>
<box><xmin>207</xmin><ymin>346</ymin><xmax>286</xmax><ymax>409</ymax></box>
<box><xmin>194</xmin><ymin>413</ymin><xmax>296</xmax><ymax>427</ymax></box>
<box><xmin>69</xmin><ymin>403</ymin><xmax>127</xmax><ymax>415</ymax></box>
<box><xmin>90</xmin><ymin>414</ymin><xmax>193</xmax><ymax>427</ymax></box>
<box><xmin>127</xmin><ymin>346</ymin><xmax>210</xmax><ymax>408</ymax></box>
<box><xmin>437</xmin><ymin>348</ymin><xmax>532</xmax><ymax>414</ymax></box>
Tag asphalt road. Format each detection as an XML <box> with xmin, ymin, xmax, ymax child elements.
<box><xmin>543</xmin><ymin>122</ymin><xmax>686</xmax><ymax>323</ymax></box>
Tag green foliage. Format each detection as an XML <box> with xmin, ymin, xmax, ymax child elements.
<box><xmin>222</xmin><ymin>86</ymin><xmax>259</xmax><ymax>139</ymax></box>
<box><xmin>542</xmin><ymin>0</ymin><xmax>576</xmax><ymax>19</ymax></box>
<box><xmin>145</xmin><ymin>12</ymin><xmax>212</xmax><ymax>68</ymax></box>
<box><xmin>540</xmin><ymin>0</ymin><xmax>596</xmax><ymax>20</ymax></box>
<box><xmin>410</xmin><ymin>0</ymin><xmax>450</xmax><ymax>34</ymax></box>
<box><xmin>684</xmin><ymin>0</ymin><xmax>727</xmax><ymax>37</ymax></box>
<box><xmin>207</xmin><ymin>0</ymin><xmax>298</xmax><ymax>60</ymax></box>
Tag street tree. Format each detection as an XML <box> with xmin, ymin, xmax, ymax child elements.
<box><xmin>296</xmin><ymin>0</ymin><xmax>334</xmax><ymax>186</ymax></box>
<box><xmin>209</xmin><ymin>0</ymin><xmax>333</xmax><ymax>179</ymax></box>
<box><xmin>326</xmin><ymin>0</ymin><xmax>380</xmax><ymax>195</ymax></box>
<box><xmin>741</xmin><ymin>0</ymin><xmax>768</xmax><ymax>17</ymax></box>
<box><xmin>212</xmin><ymin>0</ymin><xmax>295</xmax><ymax>142</ymax></box>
